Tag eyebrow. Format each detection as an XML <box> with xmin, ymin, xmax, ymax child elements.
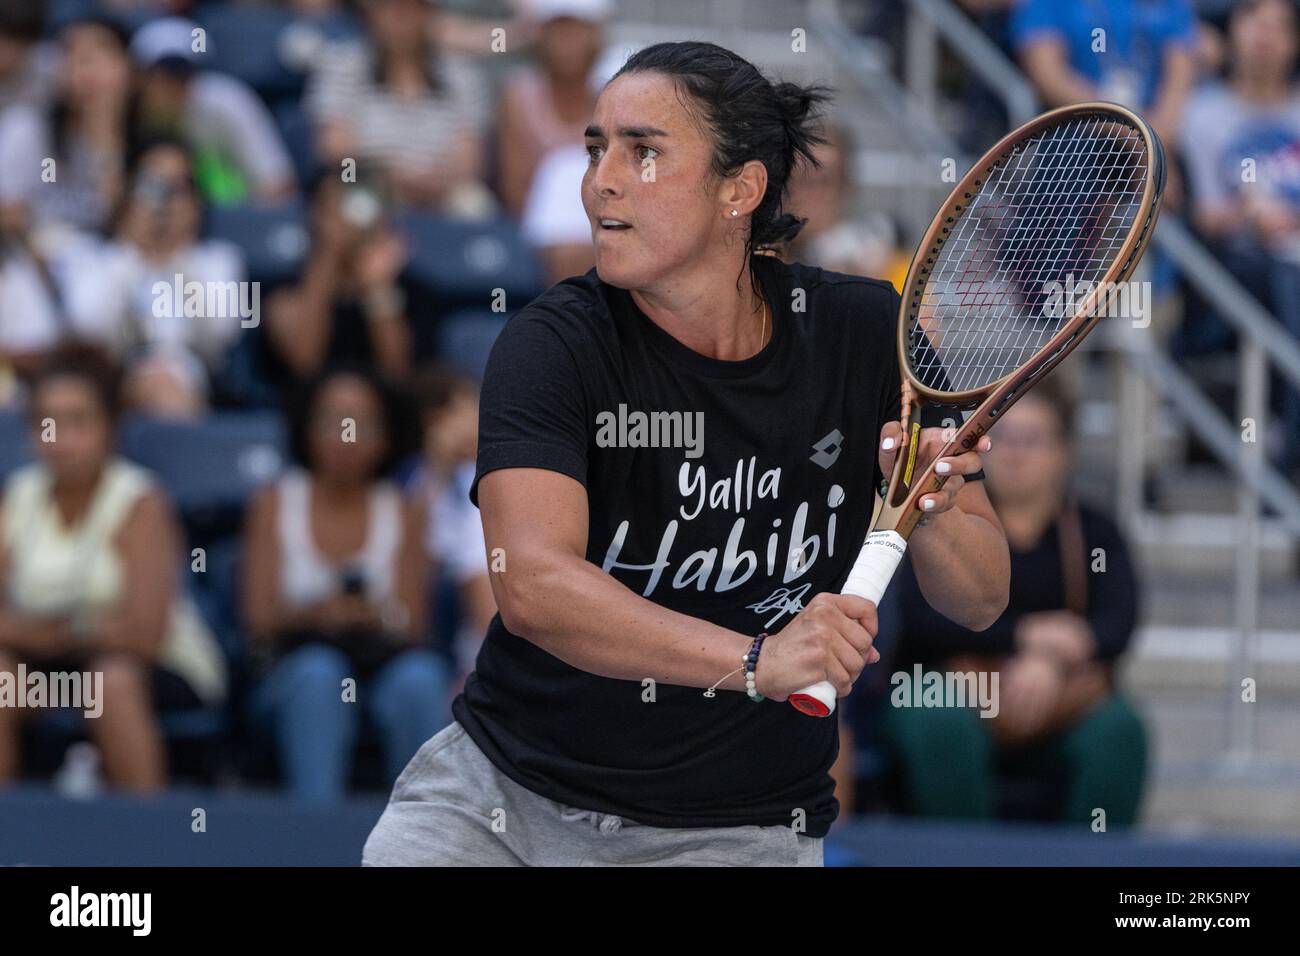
<box><xmin>585</xmin><ymin>124</ymin><xmax>670</xmax><ymax>140</ymax></box>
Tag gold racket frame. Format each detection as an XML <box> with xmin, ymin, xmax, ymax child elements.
<box><xmin>873</xmin><ymin>101</ymin><xmax>1166</xmax><ymax>537</ymax></box>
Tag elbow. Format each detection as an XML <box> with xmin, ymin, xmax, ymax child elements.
<box><xmin>962</xmin><ymin>565</ymin><xmax>1010</xmax><ymax>632</ymax></box>
<box><xmin>492</xmin><ymin>562</ymin><xmax>549</xmax><ymax>640</ymax></box>
<box><xmin>965</xmin><ymin>586</ymin><xmax>1010</xmax><ymax>633</ymax></box>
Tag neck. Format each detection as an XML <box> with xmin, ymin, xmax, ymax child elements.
<box><xmin>51</xmin><ymin>464</ymin><xmax>106</xmax><ymax>519</ymax></box>
<box><xmin>312</xmin><ymin>473</ymin><xmax>370</xmax><ymax>500</ymax></box>
<box><xmin>1232</xmin><ymin>72</ymin><xmax>1291</xmax><ymax>103</ymax></box>
<box><xmin>630</xmin><ymin>259</ymin><xmax>768</xmax><ymax>360</ymax></box>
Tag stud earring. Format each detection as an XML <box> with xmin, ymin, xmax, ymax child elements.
<box><xmin>730</xmin><ymin>209</ymin><xmax>739</xmax><ymax>217</ymax></box>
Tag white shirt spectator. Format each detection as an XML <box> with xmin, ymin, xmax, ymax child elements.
<box><xmin>520</xmin><ymin>144</ymin><xmax>592</xmax><ymax>249</ymax></box>
<box><xmin>61</xmin><ymin>238</ymin><xmax>248</xmax><ymax>395</ymax></box>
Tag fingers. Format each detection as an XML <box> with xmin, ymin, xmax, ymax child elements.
<box><xmin>806</xmin><ymin>593</ymin><xmax>881</xmax><ymax>695</ymax></box>
<box><xmin>915</xmin><ymin>432</ymin><xmax>991</xmax><ymax>516</ymax></box>
<box><xmin>877</xmin><ymin>420</ymin><xmax>904</xmax><ymax>478</ymax></box>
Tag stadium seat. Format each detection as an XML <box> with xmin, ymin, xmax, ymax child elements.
<box><xmin>203</xmin><ymin>201</ymin><xmax>310</xmax><ymax>286</ymax></box>
<box><xmin>0</xmin><ymin>408</ymin><xmax>34</xmax><ymax>483</ymax></box>
<box><xmin>195</xmin><ymin>3</ymin><xmax>361</xmax><ymax>102</ymax></box>
<box><xmin>118</xmin><ymin>411</ymin><xmax>287</xmax><ymax>520</ymax></box>
<box><xmin>437</xmin><ymin>309</ymin><xmax>510</xmax><ymax>380</ymax></box>
<box><xmin>396</xmin><ymin>212</ymin><xmax>546</xmax><ymax>312</ymax></box>
<box><xmin>272</xmin><ymin>99</ymin><xmax>321</xmax><ymax>194</ymax></box>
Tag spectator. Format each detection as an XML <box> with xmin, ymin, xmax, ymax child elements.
<box><xmin>519</xmin><ymin>142</ymin><xmax>595</xmax><ymax>284</ymax></box>
<box><xmin>496</xmin><ymin>0</ymin><xmax>609</xmax><ymax>218</ymax></box>
<box><xmin>515</xmin><ymin>42</ymin><xmax>632</xmax><ymax>284</ymax></box>
<box><xmin>263</xmin><ymin>172</ymin><xmax>416</xmax><ymax>385</ymax></box>
<box><xmin>0</xmin><ymin>0</ymin><xmax>55</xmax><ymax>113</ymax></box>
<box><xmin>1179</xmin><ymin>0</ymin><xmax>1300</xmax><ymax>473</ymax></box>
<box><xmin>408</xmin><ymin>364</ymin><xmax>495</xmax><ymax>680</ymax></box>
<box><xmin>129</xmin><ymin>17</ymin><xmax>298</xmax><ymax>206</ymax></box>
<box><xmin>783</xmin><ymin>122</ymin><xmax>907</xmax><ymax>289</ymax></box>
<box><xmin>1014</xmin><ymin>0</ymin><xmax>1197</xmax><ymax>202</ymax></box>
<box><xmin>306</xmin><ymin>0</ymin><xmax>494</xmax><ymax>218</ymax></box>
<box><xmin>61</xmin><ymin>137</ymin><xmax>248</xmax><ymax>418</ymax></box>
<box><xmin>0</xmin><ymin>346</ymin><xmax>227</xmax><ymax>790</ymax></box>
<box><xmin>881</xmin><ymin>379</ymin><xmax>1147</xmax><ymax>826</ymax></box>
<box><xmin>240</xmin><ymin>365</ymin><xmax>448</xmax><ymax>803</ymax></box>
<box><xmin>0</xmin><ymin>16</ymin><xmax>134</xmax><ymax>245</ymax></box>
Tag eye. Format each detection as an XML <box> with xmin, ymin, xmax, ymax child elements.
<box><xmin>635</xmin><ymin>144</ymin><xmax>659</xmax><ymax>163</ymax></box>
<box><xmin>586</xmin><ymin>144</ymin><xmax>604</xmax><ymax>164</ymax></box>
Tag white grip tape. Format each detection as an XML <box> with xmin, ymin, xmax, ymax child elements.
<box><xmin>789</xmin><ymin>531</ymin><xmax>908</xmax><ymax>717</ymax></box>
<box><xmin>840</xmin><ymin>530</ymin><xmax>908</xmax><ymax>602</ymax></box>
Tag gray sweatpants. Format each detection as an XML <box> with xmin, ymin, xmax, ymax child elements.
<box><xmin>362</xmin><ymin>721</ymin><xmax>824</xmax><ymax>866</ymax></box>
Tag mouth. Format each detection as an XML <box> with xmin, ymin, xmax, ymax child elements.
<box><xmin>598</xmin><ymin>218</ymin><xmax>632</xmax><ymax>231</ymax></box>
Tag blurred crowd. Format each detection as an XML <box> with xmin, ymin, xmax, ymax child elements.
<box><xmin>0</xmin><ymin>0</ymin><xmax>1292</xmax><ymax>829</ymax></box>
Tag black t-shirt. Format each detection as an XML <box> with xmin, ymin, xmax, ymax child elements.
<box><xmin>455</xmin><ymin>254</ymin><xmax>922</xmax><ymax>837</ymax></box>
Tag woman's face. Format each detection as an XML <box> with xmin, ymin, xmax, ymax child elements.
<box><xmin>33</xmin><ymin>377</ymin><xmax>114</xmax><ymax>484</ymax></box>
<box><xmin>583</xmin><ymin>72</ymin><xmax>745</xmax><ymax>290</ymax></box>
<box><xmin>60</xmin><ymin>23</ymin><xmax>131</xmax><ymax>108</ymax></box>
<box><xmin>307</xmin><ymin>375</ymin><xmax>390</xmax><ymax>483</ymax></box>
<box><xmin>1232</xmin><ymin>0</ymin><xmax>1298</xmax><ymax>81</ymax></box>
<box><xmin>128</xmin><ymin>145</ymin><xmax>201</xmax><ymax>243</ymax></box>
<box><xmin>983</xmin><ymin>396</ymin><xmax>1070</xmax><ymax>504</ymax></box>
<box><xmin>424</xmin><ymin>389</ymin><xmax>478</xmax><ymax>467</ymax></box>
<box><xmin>539</xmin><ymin>17</ymin><xmax>602</xmax><ymax>80</ymax></box>
<box><xmin>366</xmin><ymin>0</ymin><xmax>430</xmax><ymax>59</ymax></box>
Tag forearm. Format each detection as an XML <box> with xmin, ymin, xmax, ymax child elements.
<box><xmin>0</xmin><ymin>609</ymin><xmax>73</xmax><ymax>656</ymax></box>
<box><xmin>908</xmin><ymin>505</ymin><xmax>1009</xmax><ymax>630</ymax></box>
<box><xmin>1148</xmin><ymin>49</ymin><xmax>1195</xmax><ymax>144</ymax></box>
<box><xmin>495</xmin><ymin>553</ymin><xmax>756</xmax><ymax>693</ymax></box>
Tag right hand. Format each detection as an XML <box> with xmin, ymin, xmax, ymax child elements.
<box><xmin>315</xmin><ymin>593</ymin><xmax>378</xmax><ymax>634</ymax></box>
<box><xmin>754</xmin><ymin>592</ymin><xmax>881</xmax><ymax>702</ymax></box>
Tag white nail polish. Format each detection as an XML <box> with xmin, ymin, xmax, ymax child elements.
<box><xmin>936</xmin><ymin>461</ymin><xmax>950</xmax><ymax>474</ymax></box>
<box><xmin>922</xmin><ymin>499</ymin><xmax>936</xmax><ymax>511</ymax></box>
<box><xmin>882</xmin><ymin>437</ymin><xmax>895</xmax><ymax>451</ymax></box>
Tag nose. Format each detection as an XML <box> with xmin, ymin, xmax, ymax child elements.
<box><xmin>586</xmin><ymin>150</ymin><xmax>620</xmax><ymax>201</ymax></box>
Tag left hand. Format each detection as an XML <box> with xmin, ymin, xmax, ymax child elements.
<box><xmin>877</xmin><ymin>422</ymin><xmax>992</xmax><ymax>520</ymax></box>
<box><xmin>996</xmin><ymin>653</ymin><xmax>1065</xmax><ymax>739</ymax></box>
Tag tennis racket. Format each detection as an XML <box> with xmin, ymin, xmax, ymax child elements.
<box><xmin>788</xmin><ymin>101</ymin><xmax>1166</xmax><ymax>717</ymax></box>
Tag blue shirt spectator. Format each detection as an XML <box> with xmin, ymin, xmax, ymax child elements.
<box><xmin>1012</xmin><ymin>0</ymin><xmax>1198</xmax><ymax>108</ymax></box>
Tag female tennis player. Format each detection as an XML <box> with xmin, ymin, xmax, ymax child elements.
<box><xmin>364</xmin><ymin>41</ymin><xmax>1010</xmax><ymax>867</ymax></box>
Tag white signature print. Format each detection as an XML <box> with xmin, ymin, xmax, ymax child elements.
<box><xmin>746</xmin><ymin>582</ymin><xmax>813</xmax><ymax>629</ymax></box>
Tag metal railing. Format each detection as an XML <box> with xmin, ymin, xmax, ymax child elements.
<box><xmin>815</xmin><ymin>0</ymin><xmax>1300</xmax><ymax>765</ymax></box>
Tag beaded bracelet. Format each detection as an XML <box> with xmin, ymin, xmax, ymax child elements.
<box><xmin>743</xmin><ymin>632</ymin><xmax>768</xmax><ymax>702</ymax></box>
<box><xmin>702</xmin><ymin>632</ymin><xmax>769</xmax><ymax>702</ymax></box>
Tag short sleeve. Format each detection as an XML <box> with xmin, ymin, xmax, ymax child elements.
<box><xmin>1010</xmin><ymin>0</ymin><xmax>1065</xmax><ymax>51</ymax></box>
<box><xmin>1166</xmin><ymin>0</ymin><xmax>1199</xmax><ymax>48</ymax></box>
<box><xmin>0</xmin><ymin>105</ymin><xmax>45</xmax><ymax>205</ymax></box>
<box><xmin>470</xmin><ymin>307</ymin><xmax>592</xmax><ymax>506</ymax></box>
<box><xmin>196</xmin><ymin>74</ymin><xmax>295</xmax><ymax>190</ymax></box>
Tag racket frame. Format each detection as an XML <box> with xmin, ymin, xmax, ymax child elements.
<box><xmin>788</xmin><ymin>102</ymin><xmax>1165</xmax><ymax>717</ymax></box>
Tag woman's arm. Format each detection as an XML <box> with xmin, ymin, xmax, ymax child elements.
<box><xmin>391</xmin><ymin>495</ymin><xmax>430</xmax><ymax>644</ymax></box>
<box><xmin>240</xmin><ymin>484</ymin><xmax>337</xmax><ymax>642</ymax></box>
<box><xmin>877</xmin><ymin>423</ymin><xmax>1010</xmax><ymax>631</ymax></box>
<box><xmin>478</xmin><ymin>467</ymin><xmax>882</xmax><ymax>702</ymax></box>
<box><xmin>1019</xmin><ymin>36</ymin><xmax>1100</xmax><ymax>107</ymax></box>
<box><xmin>496</xmin><ymin>82</ymin><xmax>537</xmax><ymax>219</ymax></box>
<box><xmin>90</xmin><ymin>489</ymin><xmax>179</xmax><ymax>659</ymax></box>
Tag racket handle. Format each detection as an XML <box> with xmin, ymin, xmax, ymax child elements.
<box><xmin>788</xmin><ymin>530</ymin><xmax>908</xmax><ymax>717</ymax></box>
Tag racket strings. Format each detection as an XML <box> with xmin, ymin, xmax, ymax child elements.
<box><xmin>909</xmin><ymin>114</ymin><xmax>1149</xmax><ymax>394</ymax></box>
